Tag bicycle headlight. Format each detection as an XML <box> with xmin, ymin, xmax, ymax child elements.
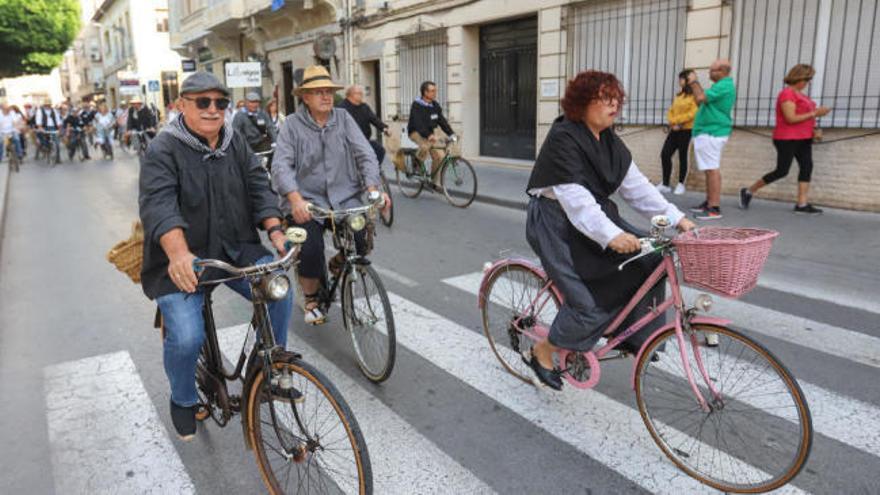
<box><xmin>348</xmin><ymin>214</ymin><xmax>366</xmax><ymax>232</ymax></box>
<box><xmin>263</xmin><ymin>273</ymin><xmax>290</xmax><ymax>301</ymax></box>
<box><xmin>694</xmin><ymin>293</ymin><xmax>713</xmax><ymax>313</ymax></box>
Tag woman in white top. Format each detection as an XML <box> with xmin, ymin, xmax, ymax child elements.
<box><xmin>524</xmin><ymin>70</ymin><xmax>695</xmax><ymax>390</ymax></box>
<box><xmin>94</xmin><ymin>103</ymin><xmax>115</xmax><ymax>157</ymax></box>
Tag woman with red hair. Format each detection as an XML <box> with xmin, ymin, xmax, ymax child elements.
<box><xmin>525</xmin><ymin>70</ymin><xmax>695</xmax><ymax>389</ymax></box>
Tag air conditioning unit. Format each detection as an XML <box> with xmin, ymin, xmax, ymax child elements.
<box><xmin>90</xmin><ymin>53</ymin><xmax>102</xmax><ymax>62</ymax></box>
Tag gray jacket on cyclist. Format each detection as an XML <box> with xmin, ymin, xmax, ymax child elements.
<box><xmin>138</xmin><ymin>115</ymin><xmax>282</xmax><ymax>300</ymax></box>
<box><xmin>271</xmin><ymin>106</ymin><xmax>380</xmax><ymax>213</ymax></box>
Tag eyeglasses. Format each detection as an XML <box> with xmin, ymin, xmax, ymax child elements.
<box><xmin>182</xmin><ymin>95</ymin><xmax>231</xmax><ymax>110</ymax></box>
<box><xmin>307</xmin><ymin>89</ymin><xmax>336</xmax><ymax>97</ymax></box>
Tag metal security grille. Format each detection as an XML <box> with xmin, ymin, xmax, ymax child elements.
<box><xmin>564</xmin><ymin>0</ymin><xmax>688</xmax><ymax>125</ymax></box>
<box><xmin>732</xmin><ymin>0</ymin><xmax>880</xmax><ymax>128</ymax></box>
<box><xmin>398</xmin><ymin>30</ymin><xmax>448</xmax><ymax>117</ymax></box>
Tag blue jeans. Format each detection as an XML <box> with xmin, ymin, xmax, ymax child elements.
<box><xmin>0</xmin><ymin>133</ymin><xmax>23</xmax><ymax>160</ymax></box>
<box><xmin>38</xmin><ymin>131</ymin><xmax>61</xmax><ymax>159</ymax></box>
<box><xmin>156</xmin><ymin>255</ymin><xmax>294</xmax><ymax>407</ymax></box>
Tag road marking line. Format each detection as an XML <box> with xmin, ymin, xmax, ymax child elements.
<box><xmin>759</xmin><ymin>271</ymin><xmax>880</xmax><ymax>315</ymax></box>
<box><xmin>384</xmin><ymin>292</ymin><xmax>807</xmax><ymax>495</ymax></box>
<box><xmin>371</xmin><ymin>263</ymin><xmax>419</xmax><ymax>288</ymax></box>
<box><xmin>444</xmin><ymin>271</ymin><xmax>880</xmax><ymax>460</ymax></box>
<box><xmin>44</xmin><ymin>351</ymin><xmax>195</xmax><ymax>495</ymax></box>
<box><xmin>216</xmin><ymin>324</ymin><xmax>494</xmax><ymax>494</ymax></box>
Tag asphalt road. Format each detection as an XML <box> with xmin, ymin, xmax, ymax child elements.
<box><xmin>0</xmin><ymin>150</ymin><xmax>878</xmax><ymax>494</ymax></box>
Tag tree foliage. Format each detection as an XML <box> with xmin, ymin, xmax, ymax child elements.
<box><xmin>0</xmin><ymin>0</ymin><xmax>80</xmax><ymax>78</ymax></box>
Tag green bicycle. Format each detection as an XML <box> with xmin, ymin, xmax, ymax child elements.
<box><xmin>395</xmin><ymin>136</ymin><xmax>478</xmax><ymax>208</ymax></box>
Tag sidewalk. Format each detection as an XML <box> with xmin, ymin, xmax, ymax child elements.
<box><xmin>463</xmin><ymin>158</ymin><xmax>880</xmax><ymax>313</ymax></box>
<box><xmin>0</xmin><ymin>162</ymin><xmax>9</xmax><ymax>260</ymax></box>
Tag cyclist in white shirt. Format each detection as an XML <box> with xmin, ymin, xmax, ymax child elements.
<box><xmin>0</xmin><ymin>104</ymin><xmax>24</xmax><ymax>162</ymax></box>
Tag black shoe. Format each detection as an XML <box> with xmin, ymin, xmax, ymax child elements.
<box><xmin>528</xmin><ymin>356</ymin><xmax>563</xmax><ymax>390</ymax></box>
<box><xmin>169</xmin><ymin>400</ymin><xmax>197</xmax><ymax>441</ymax></box>
<box><xmin>794</xmin><ymin>204</ymin><xmax>823</xmax><ymax>215</ymax></box>
<box><xmin>694</xmin><ymin>206</ymin><xmax>723</xmax><ymax>220</ymax></box>
<box><xmin>689</xmin><ymin>200</ymin><xmax>708</xmax><ymax>213</ymax></box>
<box><xmin>739</xmin><ymin>188</ymin><xmax>752</xmax><ymax>209</ymax></box>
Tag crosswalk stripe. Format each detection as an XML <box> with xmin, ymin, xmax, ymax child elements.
<box><xmin>44</xmin><ymin>351</ymin><xmax>196</xmax><ymax>494</ymax></box>
<box><xmin>383</xmin><ymin>292</ymin><xmax>807</xmax><ymax>494</ymax></box>
<box><xmin>443</xmin><ymin>271</ymin><xmax>880</xmax><ymax>460</ymax></box>
<box><xmin>216</xmin><ymin>324</ymin><xmax>495</xmax><ymax>494</ymax></box>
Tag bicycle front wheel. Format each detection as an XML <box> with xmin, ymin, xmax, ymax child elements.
<box><xmin>395</xmin><ymin>153</ymin><xmax>423</xmax><ymax>198</ymax></box>
<box><xmin>441</xmin><ymin>157</ymin><xmax>477</xmax><ymax>208</ymax></box>
<box><xmin>379</xmin><ymin>173</ymin><xmax>394</xmax><ymax>227</ymax></box>
<box><xmin>480</xmin><ymin>263</ymin><xmax>560</xmax><ymax>384</ymax></box>
<box><xmin>247</xmin><ymin>355</ymin><xmax>372</xmax><ymax>494</ymax></box>
<box><xmin>635</xmin><ymin>324</ymin><xmax>812</xmax><ymax>493</ymax></box>
<box><xmin>341</xmin><ymin>263</ymin><xmax>396</xmax><ymax>383</ymax></box>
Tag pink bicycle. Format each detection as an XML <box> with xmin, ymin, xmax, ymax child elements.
<box><xmin>478</xmin><ymin>216</ymin><xmax>812</xmax><ymax>493</ymax></box>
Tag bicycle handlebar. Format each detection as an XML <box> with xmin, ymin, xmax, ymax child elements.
<box><xmin>306</xmin><ymin>197</ymin><xmax>385</xmax><ymax>220</ymax></box>
<box><xmin>193</xmin><ymin>227</ymin><xmax>307</xmax><ymax>279</ymax></box>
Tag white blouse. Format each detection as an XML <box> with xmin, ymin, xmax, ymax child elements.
<box><xmin>529</xmin><ymin>161</ymin><xmax>684</xmax><ymax>249</ymax></box>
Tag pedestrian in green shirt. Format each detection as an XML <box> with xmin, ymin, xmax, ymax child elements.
<box><xmin>687</xmin><ymin>59</ymin><xmax>736</xmax><ymax>220</ymax></box>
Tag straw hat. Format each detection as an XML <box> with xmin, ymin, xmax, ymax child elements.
<box><xmin>294</xmin><ymin>65</ymin><xmax>343</xmax><ymax>96</ymax></box>
<box><xmin>129</xmin><ymin>96</ymin><xmax>143</xmax><ymax>104</ymax></box>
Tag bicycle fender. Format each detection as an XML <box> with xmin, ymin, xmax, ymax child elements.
<box><xmin>629</xmin><ymin>316</ymin><xmax>732</xmax><ymax>389</ymax></box>
<box><xmin>478</xmin><ymin>258</ymin><xmax>562</xmax><ymax>308</ymax></box>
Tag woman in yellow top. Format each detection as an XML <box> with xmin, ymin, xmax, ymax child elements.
<box><xmin>658</xmin><ymin>69</ymin><xmax>698</xmax><ymax>195</ymax></box>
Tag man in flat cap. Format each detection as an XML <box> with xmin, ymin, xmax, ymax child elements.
<box><xmin>138</xmin><ymin>71</ymin><xmax>293</xmax><ymax>440</ymax></box>
<box><xmin>233</xmin><ymin>90</ymin><xmax>277</xmax><ymax>155</ymax></box>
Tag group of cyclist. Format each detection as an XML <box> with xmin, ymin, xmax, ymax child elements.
<box><xmin>0</xmin><ymin>98</ymin><xmax>161</xmax><ymax>165</ymax></box>
<box><xmin>138</xmin><ymin>66</ymin><xmax>454</xmax><ymax>440</ymax></box>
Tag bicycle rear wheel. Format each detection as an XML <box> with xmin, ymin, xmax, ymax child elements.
<box><xmin>480</xmin><ymin>263</ymin><xmax>560</xmax><ymax>384</ymax></box>
<box><xmin>441</xmin><ymin>157</ymin><xmax>477</xmax><ymax>208</ymax></box>
<box><xmin>247</xmin><ymin>354</ymin><xmax>372</xmax><ymax>494</ymax></box>
<box><xmin>635</xmin><ymin>323</ymin><xmax>812</xmax><ymax>493</ymax></box>
<box><xmin>379</xmin><ymin>173</ymin><xmax>393</xmax><ymax>227</ymax></box>
<box><xmin>395</xmin><ymin>153</ymin><xmax>423</xmax><ymax>198</ymax></box>
<box><xmin>341</xmin><ymin>264</ymin><xmax>396</xmax><ymax>383</ymax></box>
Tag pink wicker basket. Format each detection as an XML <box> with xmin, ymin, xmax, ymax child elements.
<box><xmin>673</xmin><ymin>227</ymin><xmax>779</xmax><ymax>298</ymax></box>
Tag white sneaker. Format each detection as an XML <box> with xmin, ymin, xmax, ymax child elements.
<box><xmin>673</xmin><ymin>183</ymin><xmax>686</xmax><ymax>195</ymax></box>
<box><xmin>655</xmin><ymin>184</ymin><xmax>672</xmax><ymax>194</ymax></box>
<box><xmin>304</xmin><ymin>306</ymin><xmax>326</xmax><ymax>325</ymax></box>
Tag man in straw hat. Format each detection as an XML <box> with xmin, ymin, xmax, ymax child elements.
<box><xmin>139</xmin><ymin>71</ymin><xmax>294</xmax><ymax>440</ymax></box>
<box><xmin>273</xmin><ymin>65</ymin><xmax>390</xmax><ymax>325</ymax></box>
<box><xmin>125</xmin><ymin>95</ymin><xmax>158</xmax><ymax>143</ymax></box>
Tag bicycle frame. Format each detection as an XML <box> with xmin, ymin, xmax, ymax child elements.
<box><xmin>480</xmin><ymin>251</ymin><xmax>731</xmax><ymax>412</ymax></box>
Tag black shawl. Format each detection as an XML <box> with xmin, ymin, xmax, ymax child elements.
<box><xmin>527</xmin><ymin>116</ymin><xmax>646</xmax><ymax>304</ymax></box>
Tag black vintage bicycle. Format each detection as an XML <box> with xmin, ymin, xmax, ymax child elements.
<box><xmin>300</xmin><ymin>199</ymin><xmax>397</xmax><ymax>383</ymax></box>
<box><xmin>395</xmin><ymin>136</ymin><xmax>477</xmax><ymax>208</ymax></box>
<box><xmin>185</xmin><ymin>227</ymin><xmax>372</xmax><ymax>494</ymax></box>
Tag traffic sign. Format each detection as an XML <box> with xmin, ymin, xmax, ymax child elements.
<box><xmin>148</xmin><ymin>80</ymin><xmax>160</xmax><ymax>92</ymax></box>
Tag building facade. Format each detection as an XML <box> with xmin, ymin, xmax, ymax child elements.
<box><xmin>0</xmin><ymin>71</ymin><xmax>65</xmax><ymax>107</ymax></box>
<box><xmin>169</xmin><ymin>0</ymin><xmax>880</xmax><ymax>211</ymax></box>
<box><xmin>94</xmin><ymin>0</ymin><xmax>182</xmax><ymax>111</ymax></box>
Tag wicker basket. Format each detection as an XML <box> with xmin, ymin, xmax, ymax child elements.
<box><xmin>673</xmin><ymin>227</ymin><xmax>778</xmax><ymax>298</ymax></box>
<box><xmin>107</xmin><ymin>221</ymin><xmax>144</xmax><ymax>283</ymax></box>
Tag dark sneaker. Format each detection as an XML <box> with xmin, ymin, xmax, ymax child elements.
<box><xmin>695</xmin><ymin>207</ymin><xmax>723</xmax><ymax>220</ymax></box>
<box><xmin>739</xmin><ymin>188</ymin><xmax>753</xmax><ymax>209</ymax></box>
<box><xmin>794</xmin><ymin>204</ymin><xmax>823</xmax><ymax>215</ymax></box>
<box><xmin>170</xmin><ymin>400</ymin><xmax>197</xmax><ymax>441</ymax></box>
<box><xmin>689</xmin><ymin>200</ymin><xmax>708</xmax><ymax>213</ymax></box>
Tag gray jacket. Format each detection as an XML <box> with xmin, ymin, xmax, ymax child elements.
<box><xmin>232</xmin><ymin>109</ymin><xmax>277</xmax><ymax>151</ymax></box>
<box><xmin>272</xmin><ymin>106</ymin><xmax>380</xmax><ymax>211</ymax></box>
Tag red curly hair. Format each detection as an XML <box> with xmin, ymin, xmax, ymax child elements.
<box><xmin>560</xmin><ymin>70</ymin><xmax>626</xmax><ymax>122</ymax></box>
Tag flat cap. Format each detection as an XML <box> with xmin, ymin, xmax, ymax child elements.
<box><xmin>245</xmin><ymin>91</ymin><xmax>261</xmax><ymax>101</ymax></box>
<box><xmin>180</xmin><ymin>71</ymin><xmax>229</xmax><ymax>96</ymax></box>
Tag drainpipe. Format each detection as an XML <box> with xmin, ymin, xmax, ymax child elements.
<box><xmin>346</xmin><ymin>0</ymin><xmax>354</xmax><ymax>84</ymax></box>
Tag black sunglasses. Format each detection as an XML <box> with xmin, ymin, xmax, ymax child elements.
<box><xmin>182</xmin><ymin>95</ymin><xmax>231</xmax><ymax>110</ymax></box>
